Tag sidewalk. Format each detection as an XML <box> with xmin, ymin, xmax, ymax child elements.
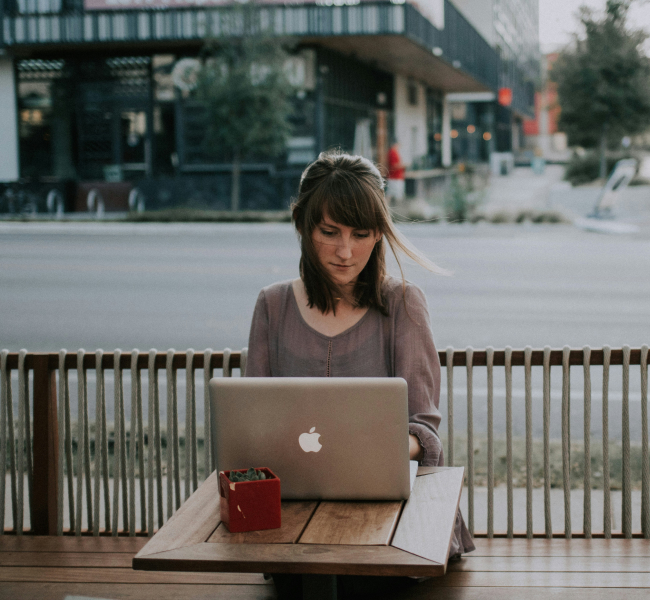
<box><xmin>481</xmin><ymin>165</ymin><xmax>650</xmax><ymax>228</ymax></box>
<box><xmin>480</xmin><ymin>164</ymin><xmax>565</xmax><ymax>217</ymax></box>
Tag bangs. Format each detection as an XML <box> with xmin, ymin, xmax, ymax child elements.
<box><xmin>303</xmin><ymin>168</ymin><xmax>384</xmax><ymax>232</ymax></box>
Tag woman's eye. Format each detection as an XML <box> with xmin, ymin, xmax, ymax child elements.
<box><xmin>319</xmin><ymin>229</ymin><xmax>335</xmax><ymax>237</ymax></box>
<box><xmin>355</xmin><ymin>232</ymin><xmax>370</xmax><ymax>238</ymax></box>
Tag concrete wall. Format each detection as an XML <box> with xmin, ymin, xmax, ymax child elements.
<box><xmin>0</xmin><ymin>58</ymin><xmax>19</xmax><ymax>182</ymax></box>
<box><xmin>450</xmin><ymin>0</ymin><xmax>494</xmax><ymax>46</ymax></box>
<box><xmin>393</xmin><ymin>74</ymin><xmax>428</xmax><ymax>168</ymax></box>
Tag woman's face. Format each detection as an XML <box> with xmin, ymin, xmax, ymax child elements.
<box><xmin>311</xmin><ymin>212</ymin><xmax>382</xmax><ymax>287</ymax></box>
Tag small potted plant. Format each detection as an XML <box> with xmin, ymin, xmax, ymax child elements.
<box><xmin>219</xmin><ymin>467</ymin><xmax>281</xmax><ymax>533</ymax></box>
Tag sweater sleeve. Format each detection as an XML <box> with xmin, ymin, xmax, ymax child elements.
<box><xmin>244</xmin><ymin>290</ymin><xmax>272</xmax><ymax>377</ymax></box>
<box><xmin>394</xmin><ymin>284</ymin><xmax>443</xmax><ymax>466</ymax></box>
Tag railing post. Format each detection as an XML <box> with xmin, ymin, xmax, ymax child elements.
<box><xmin>32</xmin><ymin>354</ymin><xmax>59</xmax><ymax>535</ymax></box>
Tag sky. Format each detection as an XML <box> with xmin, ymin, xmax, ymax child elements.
<box><xmin>539</xmin><ymin>0</ymin><xmax>650</xmax><ymax>52</ymax></box>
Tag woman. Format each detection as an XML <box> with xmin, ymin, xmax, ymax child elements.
<box><xmin>245</xmin><ymin>151</ymin><xmax>473</xmax><ymax>596</ymax></box>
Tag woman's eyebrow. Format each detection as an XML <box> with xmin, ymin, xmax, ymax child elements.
<box><xmin>319</xmin><ymin>220</ymin><xmax>341</xmax><ymax>229</ymax></box>
<box><xmin>320</xmin><ymin>220</ymin><xmax>370</xmax><ymax>232</ymax></box>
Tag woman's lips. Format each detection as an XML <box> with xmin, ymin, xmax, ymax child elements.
<box><xmin>331</xmin><ymin>263</ymin><xmax>352</xmax><ymax>269</ymax></box>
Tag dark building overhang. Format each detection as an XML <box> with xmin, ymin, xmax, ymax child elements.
<box><xmin>303</xmin><ymin>34</ymin><xmax>491</xmax><ymax>93</ymax></box>
<box><xmin>0</xmin><ymin>2</ymin><xmax>498</xmax><ymax>93</ymax></box>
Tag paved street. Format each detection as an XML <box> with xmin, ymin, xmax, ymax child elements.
<box><xmin>2</xmin><ymin>216</ymin><xmax>649</xmax><ymax>352</ymax></box>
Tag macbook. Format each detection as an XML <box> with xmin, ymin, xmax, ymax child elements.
<box><xmin>209</xmin><ymin>377</ymin><xmax>412</xmax><ymax>500</ymax></box>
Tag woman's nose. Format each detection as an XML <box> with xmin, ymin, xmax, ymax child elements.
<box><xmin>335</xmin><ymin>238</ymin><xmax>353</xmax><ymax>259</ymax></box>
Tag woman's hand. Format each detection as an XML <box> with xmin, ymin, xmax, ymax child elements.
<box><xmin>409</xmin><ymin>434</ymin><xmax>423</xmax><ymax>461</ymax></box>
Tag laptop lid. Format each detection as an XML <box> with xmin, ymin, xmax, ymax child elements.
<box><xmin>209</xmin><ymin>377</ymin><xmax>411</xmax><ymax>500</ymax></box>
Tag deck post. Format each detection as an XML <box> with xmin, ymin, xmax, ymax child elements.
<box><xmin>31</xmin><ymin>354</ymin><xmax>59</xmax><ymax>535</ymax></box>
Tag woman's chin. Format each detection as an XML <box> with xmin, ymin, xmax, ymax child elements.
<box><xmin>330</xmin><ymin>273</ymin><xmax>357</xmax><ymax>287</ymax></box>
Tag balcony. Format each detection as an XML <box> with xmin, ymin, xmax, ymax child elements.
<box><xmin>0</xmin><ymin>1</ymin><xmax>499</xmax><ymax>93</ymax></box>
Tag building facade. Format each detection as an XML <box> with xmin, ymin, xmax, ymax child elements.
<box><xmin>447</xmin><ymin>0</ymin><xmax>539</xmax><ymax>164</ymax></box>
<box><xmin>523</xmin><ymin>53</ymin><xmax>569</xmax><ymax>161</ymax></box>
<box><xmin>0</xmin><ymin>0</ymin><xmax>539</xmax><ymax>212</ymax></box>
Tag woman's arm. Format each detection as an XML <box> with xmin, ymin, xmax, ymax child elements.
<box><xmin>394</xmin><ymin>283</ymin><xmax>443</xmax><ymax>466</ymax></box>
<box><xmin>409</xmin><ymin>433</ymin><xmax>424</xmax><ymax>461</ymax></box>
<box><xmin>244</xmin><ymin>290</ymin><xmax>272</xmax><ymax>377</ymax></box>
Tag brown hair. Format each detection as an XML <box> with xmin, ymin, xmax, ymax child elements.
<box><xmin>291</xmin><ymin>151</ymin><xmax>446</xmax><ymax>316</ymax></box>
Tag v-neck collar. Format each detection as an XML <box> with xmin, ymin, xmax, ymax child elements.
<box><xmin>289</xmin><ymin>281</ymin><xmax>373</xmax><ymax>341</ymax></box>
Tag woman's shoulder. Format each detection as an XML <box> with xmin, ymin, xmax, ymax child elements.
<box><xmin>256</xmin><ymin>279</ymin><xmax>295</xmax><ymax>307</ymax></box>
<box><xmin>382</xmin><ymin>276</ymin><xmax>426</xmax><ymax>304</ymax></box>
<box><xmin>381</xmin><ymin>276</ymin><xmax>430</xmax><ymax>325</ymax></box>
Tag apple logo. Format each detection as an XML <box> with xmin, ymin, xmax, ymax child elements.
<box><xmin>298</xmin><ymin>427</ymin><xmax>322</xmax><ymax>453</ymax></box>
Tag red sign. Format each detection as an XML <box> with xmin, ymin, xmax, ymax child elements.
<box><xmin>498</xmin><ymin>88</ymin><xmax>513</xmax><ymax>107</ymax></box>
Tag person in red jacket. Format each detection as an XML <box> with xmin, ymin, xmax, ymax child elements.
<box><xmin>386</xmin><ymin>141</ymin><xmax>406</xmax><ymax>206</ymax></box>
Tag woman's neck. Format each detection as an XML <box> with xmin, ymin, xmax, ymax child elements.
<box><xmin>292</xmin><ymin>279</ymin><xmax>369</xmax><ymax>337</ymax></box>
<box><xmin>332</xmin><ymin>283</ymin><xmax>357</xmax><ymax>309</ymax></box>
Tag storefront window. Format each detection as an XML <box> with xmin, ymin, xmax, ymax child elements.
<box><xmin>18</xmin><ymin>59</ymin><xmax>75</xmax><ymax>181</ymax></box>
<box><xmin>18</xmin><ymin>80</ymin><xmax>53</xmax><ymax>178</ymax></box>
<box><xmin>449</xmin><ymin>102</ymin><xmax>495</xmax><ymax>164</ymax></box>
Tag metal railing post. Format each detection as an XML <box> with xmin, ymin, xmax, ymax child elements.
<box><xmin>32</xmin><ymin>353</ymin><xmax>59</xmax><ymax>535</ymax></box>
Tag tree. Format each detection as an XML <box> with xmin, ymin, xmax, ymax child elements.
<box><xmin>195</xmin><ymin>6</ymin><xmax>294</xmax><ymax>210</ymax></box>
<box><xmin>551</xmin><ymin>0</ymin><xmax>650</xmax><ymax>178</ymax></box>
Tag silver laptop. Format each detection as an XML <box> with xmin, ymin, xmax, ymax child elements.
<box><xmin>209</xmin><ymin>377</ymin><xmax>412</xmax><ymax>500</ymax></box>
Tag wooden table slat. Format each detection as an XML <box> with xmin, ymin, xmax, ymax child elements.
<box><xmin>391</xmin><ymin>468</ymin><xmax>464</xmax><ymax>566</ymax></box>
<box><xmin>208</xmin><ymin>501</ymin><xmax>318</xmax><ymax>544</ymax></box>
<box><xmin>135</xmin><ymin>471</ymin><xmax>221</xmax><ymax>558</ymax></box>
<box><xmin>134</xmin><ymin>542</ymin><xmax>444</xmax><ymax>577</ymax></box>
<box><xmin>298</xmin><ymin>501</ymin><xmax>403</xmax><ymax>546</ymax></box>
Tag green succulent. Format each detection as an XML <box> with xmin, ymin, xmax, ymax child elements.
<box><xmin>228</xmin><ymin>467</ymin><xmax>267</xmax><ymax>483</ymax></box>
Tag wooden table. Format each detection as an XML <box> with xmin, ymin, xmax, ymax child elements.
<box><xmin>133</xmin><ymin>466</ymin><xmax>464</xmax><ymax>599</ymax></box>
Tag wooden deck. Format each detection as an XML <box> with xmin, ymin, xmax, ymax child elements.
<box><xmin>0</xmin><ymin>536</ymin><xmax>273</xmax><ymax>600</ymax></box>
<box><xmin>1</xmin><ymin>536</ymin><xmax>649</xmax><ymax>599</ymax></box>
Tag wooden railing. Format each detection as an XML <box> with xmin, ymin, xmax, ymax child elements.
<box><xmin>1</xmin><ymin>346</ymin><xmax>648</xmax><ymax>538</ymax></box>
<box><xmin>1</xmin><ymin>349</ymin><xmax>244</xmax><ymax>536</ymax></box>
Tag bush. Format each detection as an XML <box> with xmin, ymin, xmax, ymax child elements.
<box><xmin>564</xmin><ymin>151</ymin><xmax>634</xmax><ymax>186</ymax></box>
<box><xmin>444</xmin><ymin>172</ymin><xmax>480</xmax><ymax>223</ymax></box>
<box><xmin>488</xmin><ymin>211</ymin><xmax>514</xmax><ymax>224</ymax></box>
<box><xmin>126</xmin><ymin>208</ymin><xmax>292</xmax><ymax>223</ymax></box>
<box><xmin>531</xmin><ymin>211</ymin><xmax>567</xmax><ymax>224</ymax></box>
